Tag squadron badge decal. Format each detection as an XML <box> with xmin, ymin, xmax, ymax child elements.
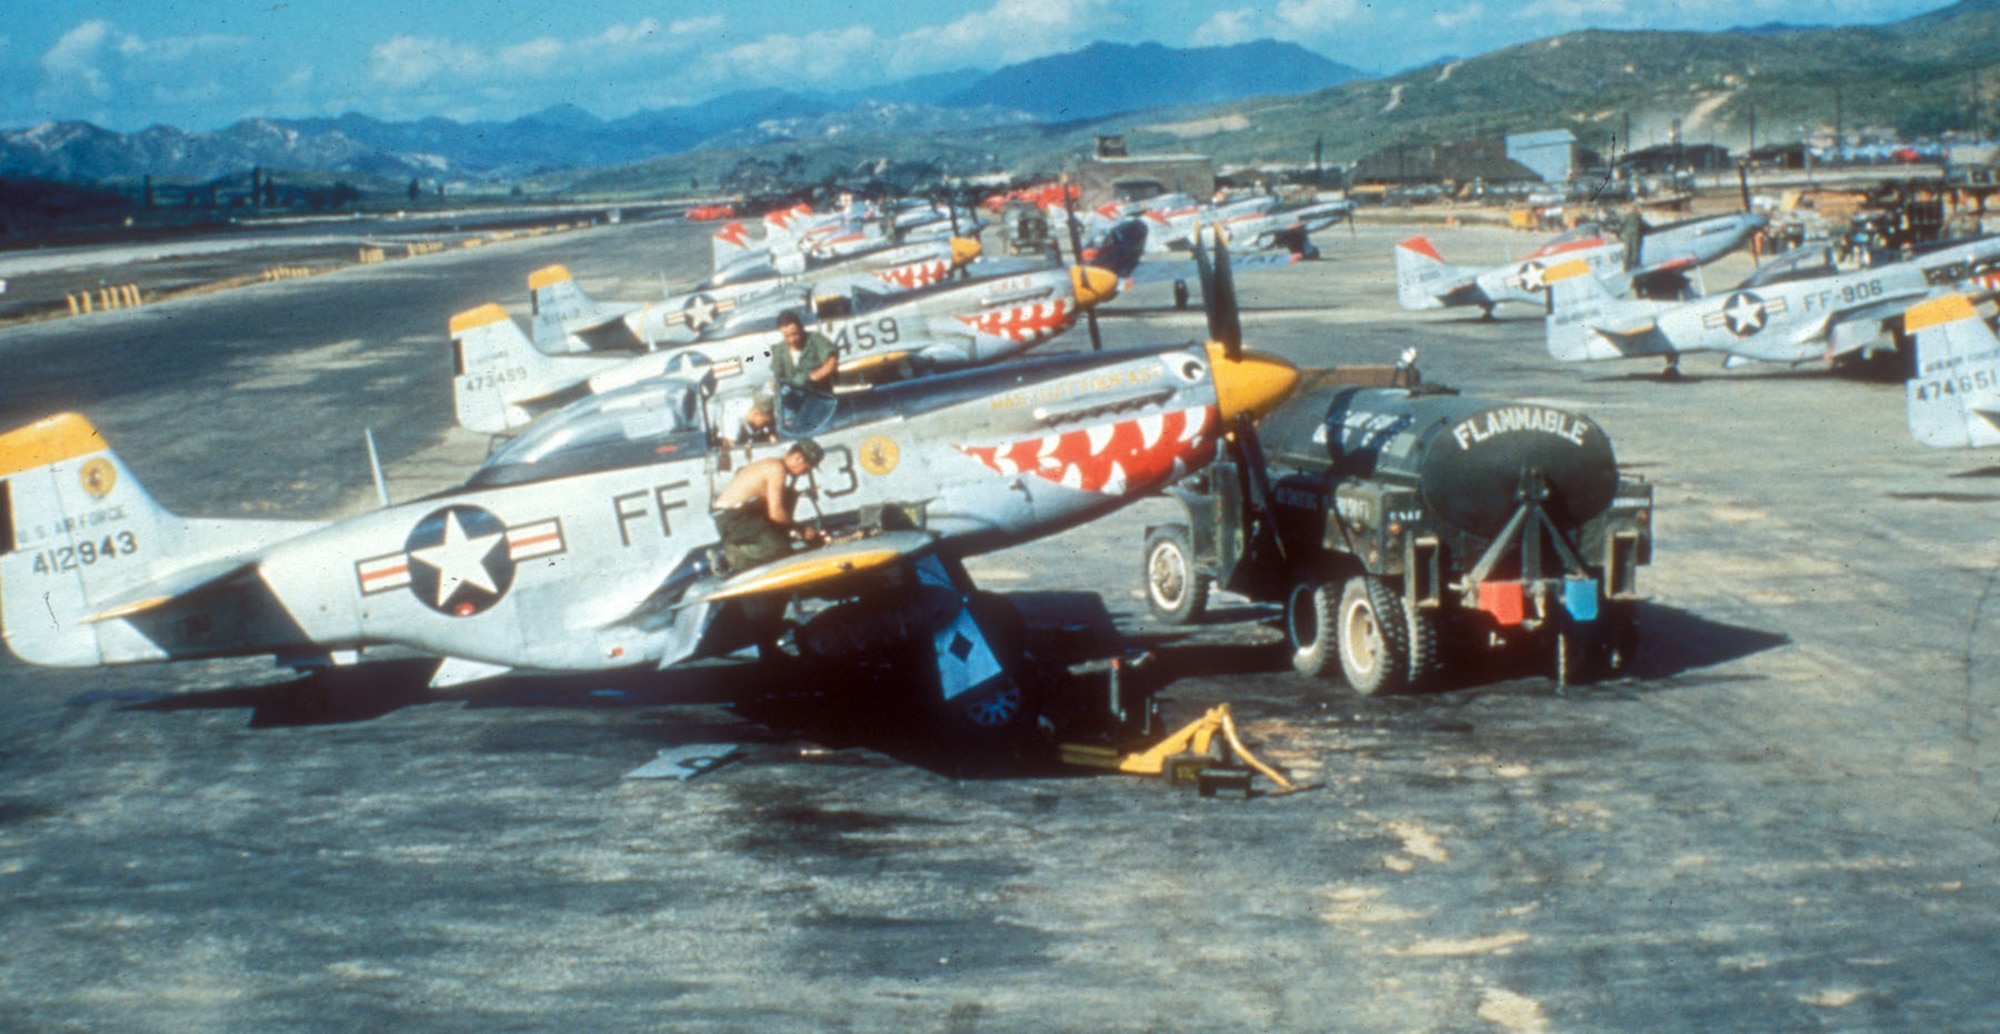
<box><xmin>78</xmin><ymin>458</ymin><xmax>116</xmax><ymax>499</ymax></box>
<box><xmin>859</xmin><ymin>436</ymin><xmax>901</xmax><ymax>476</ymax></box>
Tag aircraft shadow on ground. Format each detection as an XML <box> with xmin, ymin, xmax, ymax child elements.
<box><xmin>117</xmin><ymin>593</ymin><xmax>1142</xmax><ymax>781</ymax></box>
<box><xmin>1948</xmin><ymin>465</ymin><xmax>2000</xmax><ymax>480</ymax></box>
<box><xmin>1123</xmin><ymin>599</ymin><xmax>1789</xmax><ymax>700</ymax></box>
<box><xmin>110</xmin><ymin>595</ymin><xmax>1786</xmax><ymax>775</ymax></box>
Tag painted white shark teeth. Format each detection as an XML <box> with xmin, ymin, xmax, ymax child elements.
<box><xmin>1059</xmin><ymin>462</ymin><xmax>1084</xmax><ymax>490</ymax></box>
<box><xmin>1138</xmin><ymin>413</ymin><xmax>1165</xmax><ymax>448</ymax></box>
<box><xmin>1179</xmin><ymin>407</ymin><xmax>1205</xmax><ymax>443</ymax></box>
<box><xmin>1104</xmin><ymin>460</ymin><xmax>1129</xmax><ymax>497</ymax></box>
<box><xmin>1087</xmin><ymin>423</ymin><xmax>1115</xmax><ymax>454</ymax></box>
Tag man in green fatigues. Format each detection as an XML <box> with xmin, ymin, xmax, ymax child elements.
<box><xmin>749</xmin><ymin>310</ymin><xmax>840</xmax><ymax>436</ymax></box>
<box><xmin>709</xmin><ymin>437</ymin><xmax>825</xmax><ymax>574</ymax></box>
<box><xmin>1619</xmin><ymin>207</ymin><xmax>1647</xmax><ymax>271</ymax></box>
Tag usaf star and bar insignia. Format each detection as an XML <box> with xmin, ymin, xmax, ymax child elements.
<box><xmin>1703</xmin><ymin>291</ymin><xmax>1788</xmax><ymax>337</ymax></box>
<box><xmin>355</xmin><ymin>505</ymin><xmax>566</xmax><ymax>617</ymax></box>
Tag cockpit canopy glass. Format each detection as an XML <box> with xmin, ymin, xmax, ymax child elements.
<box><xmin>469</xmin><ymin>379</ymin><xmax>709</xmax><ymax>487</ymax></box>
<box><xmin>1740</xmin><ymin>244</ymin><xmax>1838</xmax><ymax>288</ymax></box>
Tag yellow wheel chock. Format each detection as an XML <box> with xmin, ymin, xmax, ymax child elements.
<box><xmin>1059</xmin><ymin>704</ymin><xmax>1302</xmax><ymax>796</ymax></box>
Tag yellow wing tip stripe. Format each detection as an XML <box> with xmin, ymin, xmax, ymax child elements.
<box><xmin>705</xmin><ymin>547</ymin><xmax>906</xmax><ymax>601</ymax></box>
<box><xmin>527</xmin><ymin>264</ymin><xmax>573</xmax><ymax>291</ymax></box>
<box><xmin>449</xmin><ymin>303</ymin><xmax>511</xmax><ymax>336</ymax></box>
<box><xmin>1906</xmin><ymin>294</ymin><xmax>1978</xmax><ymax>332</ymax></box>
<box><xmin>1543</xmin><ymin>259</ymin><xmax>1594</xmax><ymax>284</ymax></box>
<box><xmin>0</xmin><ymin>413</ymin><xmax>106</xmax><ymax>477</ymax></box>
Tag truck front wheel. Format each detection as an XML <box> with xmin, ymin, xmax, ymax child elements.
<box><xmin>1286</xmin><ymin>580</ymin><xmax>1338</xmax><ymax>677</ymax></box>
<box><xmin>1143</xmin><ymin>525</ymin><xmax>1207</xmax><ymax>625</ymax></box>
<box><xmin>1337</xmin><ymin>576</ymin><xmax>1411</xmax><ymax>696</ymax></box>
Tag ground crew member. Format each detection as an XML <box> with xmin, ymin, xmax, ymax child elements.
<box><xmin>709</xmin><ymin>437</ymin><xmax>824</xmax><ymax>573</ymax></box>
<box><xmin>748</xmin><ymin>310</ymin><xmax>840</xmax><ymax>435</ymax></box>
<box><xmin>1619</xmin><ymin>207</ymin><xmax>1647</xmax><ymax>271</ymax></box>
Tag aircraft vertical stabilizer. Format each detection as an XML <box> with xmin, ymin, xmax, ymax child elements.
<box><xmin>709</xmin><ymin>222</ymin><xmax>758</xmax><ymax>272</ymax></box>
<box><xmin>0</xmin><ymin>413</ymin><xmax>321</xmax><ymax>666</ymax></box>
<box><xmin>1394</xmin><ymin>237</ymin><xmax>1471</xmax><ymax>310</ymax></box>
<box><xmin>1544</xmin><ymin>260</ymin><xmax>1670</xmax><ymax>362</ymax></box>
<box><xmin>451</xmin><ymin>304</ymin><xmax>605</xmax><ymax>435</ymax></box>
<box><xmin>1906</xmin><ymin>294</ymin><xmax>2000</xmax><ymax>448</ymax></box>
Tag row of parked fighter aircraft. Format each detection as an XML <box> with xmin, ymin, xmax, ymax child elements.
<box><xmin>1392</xmin><ymin>205</ymin><xmax>2000</xmax><ymax>452</ymax></box>
<box><xmin>0</xmin><ymin>191</ymin><xmax>1313</xmax><ymax>738</ymax></box>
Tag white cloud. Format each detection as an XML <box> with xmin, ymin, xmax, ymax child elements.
<box><xmin>1433</xmin><ymin>4</ymin><xmax>1489</xmax><ymax>30</ymax></box>
<box><xmin>701</xmin><ymin>26</ymin><xmax>885</xmax><ymax>86</ymax></box>
<box><xmin>668</xmin><ymin>15</ymin><xmax>726</xmax><ymax>38</ymax></box>
<box><xmin>1274</xmin><ymin>0</ymin><xmax>1365</xmax><ymax>35</ymax></box>
<box><xmin>371</xmin><ymin>17</ymin><xmax>712</xmax><ymax>91</ymax></box>
<box><xmin>41</xmin><ymin>20</ymin><xmax>117</xmax><ymax>98</ymax></box>
<box><xmin>1185</xmin><ymin>0</ymin><xmax>1370</xmax><ymax>48</ymax></box>
<box><xmin>369</xmin><ymin>35</ymin><xmax>488</xmax><ymax>89</ymax></box>
<box><xmin>32</xmin><ymin>19</ymin><xmax>261</xmax><ymax>127</ymax></box>
<box><xmin>1515</xmin><ymin>0</ymin><xmax>1630</xmax><ymax>19</ymax></box>
<box><xmin>1193</xmin><ymin>8</ymin><xmax>1262</xmax><ymax>46</ymax></box>
<box><xmin>892</xmin><ymin>0</ymin><xmax>1119</xmax><ymax>71</ymax></box>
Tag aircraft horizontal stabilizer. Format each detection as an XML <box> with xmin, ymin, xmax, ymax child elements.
<box><xmin>82</xmin><ymin>556</ymin><xmax>260</xmax><ymax>624</ymax></box>
<box><xmin>1590</xmin><ymin>318</ymin><xmax>1660</xmax><ymax>341</ymax></box>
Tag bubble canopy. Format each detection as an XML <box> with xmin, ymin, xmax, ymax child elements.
<box><xmin>467</xmin><ymin>379</ymin><xmax>710</xmax><ymax>488</ymax></box>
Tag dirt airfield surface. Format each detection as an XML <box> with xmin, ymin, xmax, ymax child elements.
<box><xmin>2</xmin><ymin>215</ymin><xmax>1999</xmax><ymax>1032</ymax></box>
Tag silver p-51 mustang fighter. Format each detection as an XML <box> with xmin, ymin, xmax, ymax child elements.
<box><xmin>0</xmin><ymin>288</ymin><xmax>1297</xmax><ymax>731</ymax></box>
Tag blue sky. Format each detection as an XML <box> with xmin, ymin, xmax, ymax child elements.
<box><xmin>0</xmin><ymin>0</ymin><xmax>1957</xmax><ymax>131</ymax></box>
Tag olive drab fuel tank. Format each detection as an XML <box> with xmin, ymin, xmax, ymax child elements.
<box><xmin>1258</xmin><ymin>385</ymin><xmax>1621</xmax><ymax>539</ymax></box>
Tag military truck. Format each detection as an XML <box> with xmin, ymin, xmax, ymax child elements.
<box><xmin>1141</xmin><ymin>368</ymin><xmax>1653</xmax><ymax>692</ymax></box>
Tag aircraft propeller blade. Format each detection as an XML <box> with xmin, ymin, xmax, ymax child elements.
<box><xmin>1737</xmin><ymin>165</ymin><xmax>1761</xmax><ymax>268</ymax></box>
<box><xmin>1062</xmin><ymin>179</ymin><xmax>1104</xmax><ymax>352</ymax></box>
<box><xmin>1195</xmin><ymin>224</ymin><xmax>1243</xmax><ymax>360</ymax></box>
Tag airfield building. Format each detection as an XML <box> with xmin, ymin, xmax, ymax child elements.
<box><xmin>1078</xmin><ymin>138</ymin><xmax>1216</xmax><ymax>207</ymax></box>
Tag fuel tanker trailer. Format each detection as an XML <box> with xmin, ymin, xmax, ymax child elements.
<box><xmin>1141</xmin><ymin>371</ymin><xmax>1653</xmax><ymax>692</ymax></box>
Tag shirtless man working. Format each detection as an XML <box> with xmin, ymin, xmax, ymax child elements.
<box><xmin>709</xmin><ymin>437</ymin><xmax>824</xmax><ymax>573</ymax></box>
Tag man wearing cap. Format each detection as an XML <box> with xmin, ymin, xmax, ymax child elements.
<box><xmin>709</xmin><ymin>437</ymin><xmax>825</xmax><ymax>573</ymax></box>
<box><xmin>749</xmin><ymin>310</ymin><xmax>840</xmax><ymax>436</ymax></box>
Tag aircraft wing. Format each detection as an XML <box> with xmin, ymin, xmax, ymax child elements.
<box><xmin>675</xmin><ymin>536</ymin><xmax>1020</xmax><ymax>707</ymax></box>
<box><xmin>694</xmin><ymin>530</ymin><xmax>939</xmax><ymax>604</ymax></box>
<box><xmin>1797</xmin><ymin>289</ymin><xmax>1931</xmax><ymax>357</ymax></box>
<box><xmin>1120</xmin><ymin>249</ymin><xmax>1305</xmax><ymax>285</ymax></box>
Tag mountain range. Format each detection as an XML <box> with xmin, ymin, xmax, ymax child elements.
<box><xmin>13</xmin><ymin>1</ymin><xmax>2000</xmax><ymax>198</ymax></box>
<box><xmin>0</xmin><ymin>40</ymin><xmax>1362</xmax><ymax>186</ymax></box>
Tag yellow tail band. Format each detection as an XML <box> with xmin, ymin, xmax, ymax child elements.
<box><xmin>449</xmin><ymin>303</ymin><xmax>511</xmax><ymax>336</ymax></box>
<box><xmin>527</xmin><ymin>265</ymin><xmax>574</xmax><ymax>291</ymax></box>
<box><xmin>1906</xmin><ymin>294</ymin><xmax>1977</xmax><ymax>333</ymax></box>
<box><xmin>0</xmin><ymin>413</ymin><xmax>105</xmax><ymax>477</ymax></box>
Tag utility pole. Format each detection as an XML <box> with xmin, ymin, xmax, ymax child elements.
<box><xmin>1834</xmin><ymin>85</ymin><xmax>1844</xmax><ymax>165</ymax></box>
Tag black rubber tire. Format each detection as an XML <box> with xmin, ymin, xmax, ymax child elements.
<box><xmin>1173</xmin><ymin>279</ymin><xmax>1191</xmax><ymax>310</ymax></box>
<box><xmin>1142</xmin><ymin>525</ymin><xmax>1207</xmax><ymax>626</ymax></box>
<box><xmin>1286</xmin><ymin>579</ymin><xmax>1338</xmax><ymax>678</ymax></box>
<box><xmin>1336</xmin><ymin>576</ymin><xmax>1411</xmax><ymax>696</ymax></box>
<box><xmin>1406</xmin><ymin>604</ymin><xmax>1442</xmax><ymax>691</ymax></box>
